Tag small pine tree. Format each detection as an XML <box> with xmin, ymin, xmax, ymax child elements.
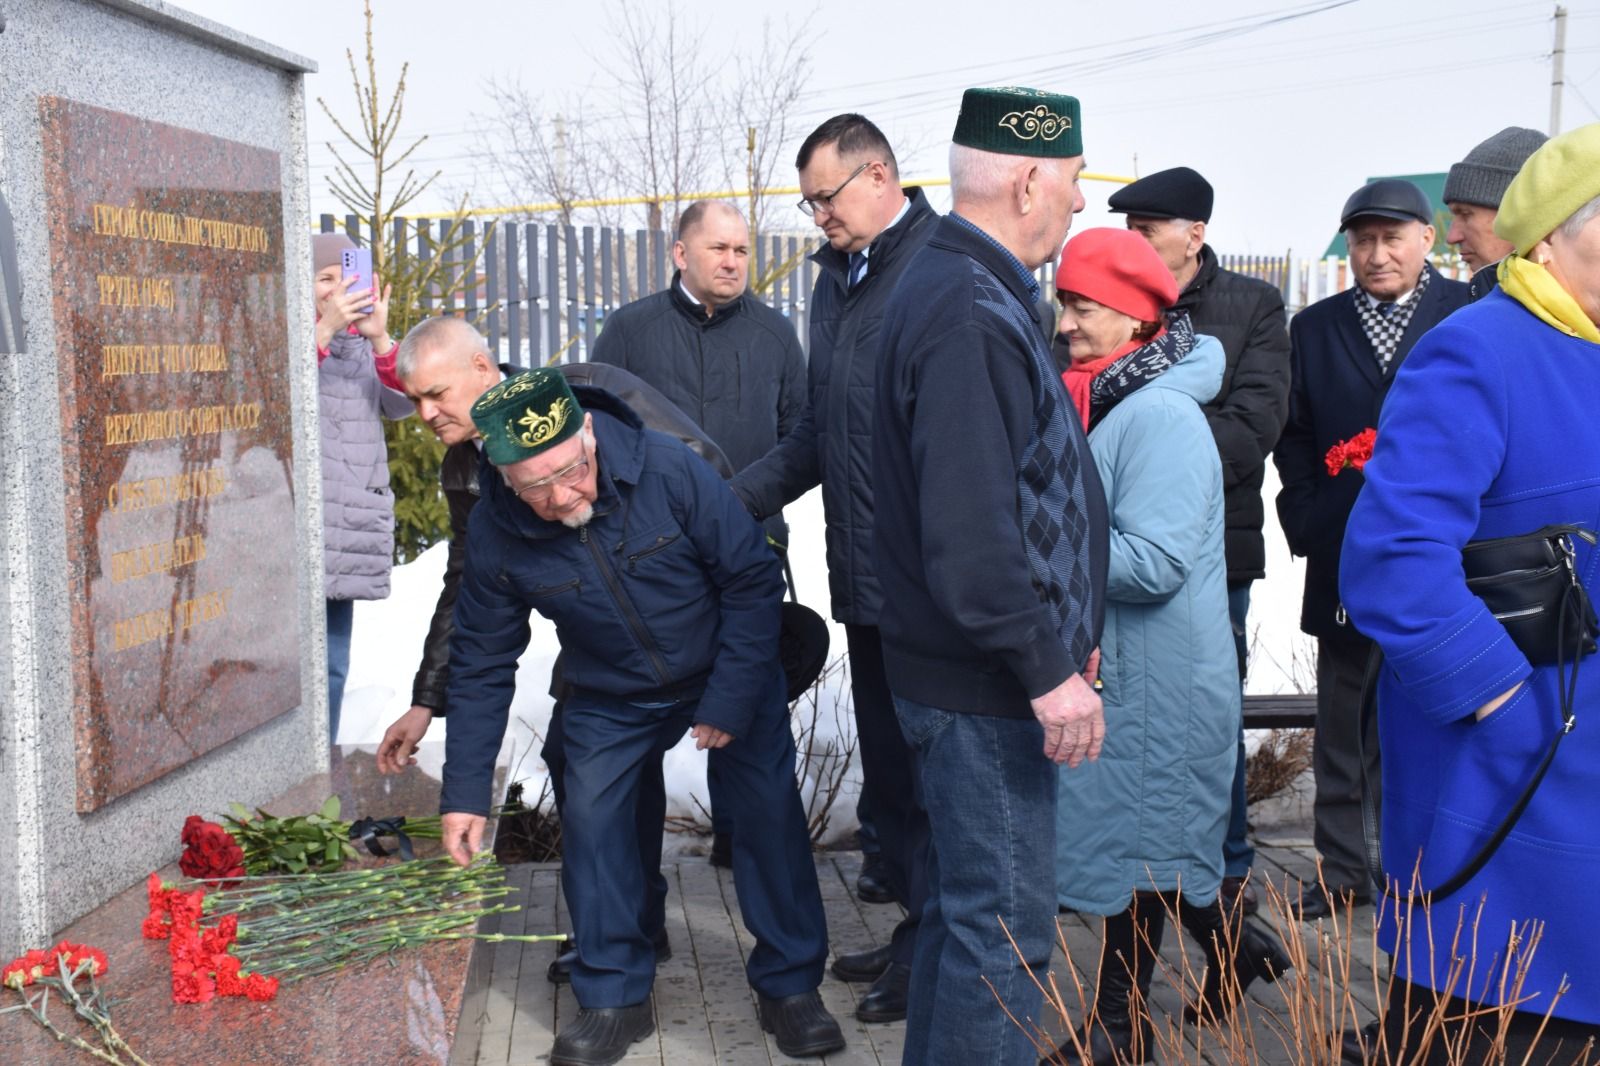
<box><xmin>319</xmin><ymin>2</ymin><xmax>487</xmax><ymax>563</ymax></box>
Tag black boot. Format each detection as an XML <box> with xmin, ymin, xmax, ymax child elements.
<box><xmin>1043</xmin><ymin>895</ymin><xmax>1164</xmax><ymax>1066</ymax></box>
<box><xmin>1178</xmin><ymin>898</ymin><xmax>1291</xmax><ymax>1026</ymax></box>
<box><xmin>550</xmin><ymin>1002</ymin><xmax>655</xmax><ymax>1066</ymax></box>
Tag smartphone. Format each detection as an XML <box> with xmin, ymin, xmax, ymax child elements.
<box><xmin>341</xmin><ymin>247</ymin><xmax>375</xmax><ymax>314</ymax></box>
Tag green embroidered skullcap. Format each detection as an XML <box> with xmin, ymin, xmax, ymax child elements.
<box><xmin>952</xmin><ymin>87</ymin><xmax>1082</xmax><ymax>158</ymax></box>
<box><xmin>470</xmin><ymin>369</ymin><xmax>584</xmax><ymax>467</ymax></box>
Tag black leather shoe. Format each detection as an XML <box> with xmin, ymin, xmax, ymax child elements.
<box><xmin>548</xmin><ymin>929</ymin><xmax>672</xmax><ymax>985</ymax></box>
<box><xmin>709</xmin><ymin>831</ymin><xmax>733</xmax><ymax>868</ymax></box>
<box><xmin>856</xmin><ymin>962</ymin><xmax>910</xmax><ymax>1023</ymax></box>
<box><xmin>1220</xmin><ymin>875</ymin><xmax>1260</xmax><ymax>917</ymax></box>
<box><xmin>1296</xmin><ymin>880</ymin><xmax>1371</xmax><ymax>921</ymax></box>
<box><xmin>856</xmin><ymin>854</ymin><xmax>895</xmax><ymax>904</ymax></box>
<box><xmin>1341</xmin><ymin>1020</ymin><xmax>1381</xmax><ymax>1064</ymax></box>
<box><xmin>831</xmin><ymin>941</ymin><xmax>894</xmax><ymax>983</ymax></box>
<box><xmin>757</xmin><ymin>989</ymin><xmax>846</xmax><ymax>1058</ymax></box>
<box><xmin>550</xmin><ymin>1002</ymin><xmax>655</xmax><ymax>1066</ymax></box>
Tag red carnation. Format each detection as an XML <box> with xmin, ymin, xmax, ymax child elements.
<box><xmin>141</xmin><ymin>914</ymin><xmax>171</xmax><ymax>940</ymax></box>
<box><xmin>2</xmin><ymin>959</ymin><xmax>31</xmax><ymax>990</ymax></box>
<box><xmin>1325</xmin><ymin>427</ymin><xmax>1378</xmax><ymax>476</ymax></box>
<box><xmin>243</xmin><ymin>972</ymin><xmax>279</xmax><ymax>1002</ymax></box>
<box><xmin>214</xmin><ymin>954</ymin><xmax>247</xmax><ymax>997</ymax></box>
<box><xmin>170</xmin><ymin>958</ymin><xmax>215</xmax><ymax>1004</ymax></box>
<box><xmin>201</xmin><ymin>916</ymin><xmax>238</xmax><ymax>956</ymax></box>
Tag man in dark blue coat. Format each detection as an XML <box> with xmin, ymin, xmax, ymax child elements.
<box><xmin>591</xmin><ymin>198</ymin><xmax>806</xmax><ymax>867</ymax></box>
<box><xmin>873</xmin><ymin>88</ymin><xmax>1108</xmax><ymax>1066</ymax></box>
<box><xmin>732</xmin><ymin>113</ymin><xmax>939</xmax><ymax>1024</ymax></box>
<box><xmin>1273</xmin><ymin>179</ymin><xmax>1469</xmax><ymax>920</ymax></box>
<box><xmin>438</xmin><ymin>369</ymin><xmax>843</xmax><ymax>1065</ymax></box>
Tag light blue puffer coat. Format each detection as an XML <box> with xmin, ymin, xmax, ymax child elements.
<box><xmin>1054</xmin><ymin>333</ymin><xmax>1239</xmax><ymax>914</ymax></box>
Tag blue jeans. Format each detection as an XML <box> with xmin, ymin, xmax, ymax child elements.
<box><xmin>325</xmin><ymin>598</ymin><xmax>353</xmax><ymax>745</ymax></box>
<box><xmin>894</xmin><ymin>697</ymin><xmax>1057</xmax><ymax>1066</ymax></box>
<box><xmin>1223</xmin><ymin>582</ymin><xmax>1255</xmax><ymax>878</ymax></box>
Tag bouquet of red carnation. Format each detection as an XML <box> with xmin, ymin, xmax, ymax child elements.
<box><xmin>1325</xmin><ymin>427</ymin><xmax>1377</xmax><ymax>476</ymax></box>
<box><xmin>3</xmin><ymin>939</ymin><xmax>143</xmax><ymax>1065</ymax></box>
<box><xmin>178</xmin><ymin>815</ymin><xmax>246</xmax><ymax>885</ymax></box>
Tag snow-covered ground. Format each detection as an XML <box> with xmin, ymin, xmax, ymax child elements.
<box><xmin>339</xmin><ymin>472</ymin><xmax>1314</xmax><ymax>848</ymax></box>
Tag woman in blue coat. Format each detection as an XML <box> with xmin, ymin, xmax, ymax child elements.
<box><xmin>1045</xmin><ymin>230</ymin><xmax>1289</xmax><ymax>1066</ymax></box>
<box><xmin>1341</xmin><ymin>124</ymin><xmax>1600</xmax><ymax>1061</ymax></box>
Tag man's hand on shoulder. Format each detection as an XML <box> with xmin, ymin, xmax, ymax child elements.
<box><xmin>1031</xmin><ymin>673</ymin><xmax>1104</xmax><ymax>768</ymax></box>
<box><xmin>442</xmin><ymin>812</ymin><xmax>486</xmax><ymax>866</ymax></box>
<box><xmin>376</xmin><ymin>705</ymin><xmax>434</xmax><ymax>774</ymax></box>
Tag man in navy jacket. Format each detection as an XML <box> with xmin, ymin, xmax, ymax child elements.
<box><xmin>438</xmin><ymin>370</ymin><xmax>842</xmax><ymax>1065</ymax></box>
<box><xmin>732</xmin><ymin>113</ymin><xmax>939</xmax><ymax>1023</ymax></box>
<box><xmin>1273</xmin><ymin>179</ymin><xmax>1469</xmax><ymax>919</ymax></box>
<box><xmin>872</xmin><ymin>88</ymin><xmax>1107</xmax><ymax>1066</ymax></box>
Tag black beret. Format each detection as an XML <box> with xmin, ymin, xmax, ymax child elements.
<box><xmin>1339</xmin><ymin>178</ymin><xmax>1433</xmax><ymax>230</ymax></box>
<box><xmin>1106</xmin><ymin>166</ymin><xmax>1214</xmax><ymax>223</ymax></box>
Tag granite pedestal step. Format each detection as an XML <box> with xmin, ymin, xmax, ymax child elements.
<box><xmin>460</xmin><ymin>840</ymin><xmax>1381</xmax><ymax>1066</ymax></box>
<box><xmin>2</xmin><ymin>745</ymin><xmax>503</xmax><ymax>1066</ymax></box>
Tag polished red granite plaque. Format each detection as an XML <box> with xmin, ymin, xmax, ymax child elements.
<box><xmin>40</xmin><ymin>97</ymin><xmax>302</xmax><ymax>811</ymax></box>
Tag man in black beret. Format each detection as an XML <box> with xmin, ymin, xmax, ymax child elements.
<box><xmin>1272</xmin><ymin>180</ymin><xmax>1469</xmax><ymax>920</ymax></box>
<box><xmin>1105</xmin><ymin>166</ymin><xmax>1290</xmax><ymax>918</ymax></box>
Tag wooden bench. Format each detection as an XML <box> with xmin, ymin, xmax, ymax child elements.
<box><xmin>1242</xmin><ymin>693</ymin><xmax>1316</xmax><ymax>729</ymax></box>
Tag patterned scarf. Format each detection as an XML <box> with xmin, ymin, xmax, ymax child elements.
<box><xmin>1084</xmin><ymin>313</ymin><xmax>1197</xmax><ymax>429</ymax></box>
<box><xmin>1353</xmin><ymin>264</ymin><xmax>1432</xmax><ymax>372</ymax></box>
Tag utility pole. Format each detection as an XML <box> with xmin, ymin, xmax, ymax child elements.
<box><xmin>1550</xmin><ymin>4</ymin><xmax>1568</xmax><ymax>135</ymax></box>
<box><xmin>746</xmin><ymin>127</ymin><xmax>758</xmax><ymax>249</ymax></box>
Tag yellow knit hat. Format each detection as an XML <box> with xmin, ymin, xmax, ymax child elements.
<box><xmin>1494</xmin><ymin>122</ymin><xmax>1600</xmax><ymax>256</ymax></box>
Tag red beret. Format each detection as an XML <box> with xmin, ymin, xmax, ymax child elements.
<box><xmin>1055</xmin><ymin>228</ymin><xmax>1179</xmax><ymax>323</ymax></box>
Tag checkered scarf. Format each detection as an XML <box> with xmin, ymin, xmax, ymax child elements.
<box><xmin>1353</xmin><ymin>264</ymin><xmax>1433</xmax><ymax>372</ymax></box>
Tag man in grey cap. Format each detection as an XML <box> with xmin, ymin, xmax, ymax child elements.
<box><xmin>1104</xmin><ymin>166</ymin><xmax>1290</xmax><ymax>917</ymax></box>
<box><xmin>1273</xmin><ymin>179</ymin><xmax>1469</xmax><ymax>920</ymax></box>
<box><xmin>1442</xmin><ymin>126</ymin><xmax>1548</xmax><ymax>296</ymax></box>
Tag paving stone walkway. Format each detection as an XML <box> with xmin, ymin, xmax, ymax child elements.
<box><xmin>460</xmin><ymin>823</ymin><xmax>1385</xmax><ymax>1066</ymax></box>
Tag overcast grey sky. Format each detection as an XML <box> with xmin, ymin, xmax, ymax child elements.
<box><xmin>174</xmin><ymin>0</ymin><xmax>1600</xmax><ymax>259</ymax></box>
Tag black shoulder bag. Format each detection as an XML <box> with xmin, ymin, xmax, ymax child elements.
<box><xmin>1359</xmin><ymin>524</ymin><xmax>1598</xmax><ymax>902</ymax></box>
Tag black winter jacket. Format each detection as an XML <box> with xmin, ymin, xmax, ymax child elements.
<box><xmin>590</xmin><ymin>275</ymin><xmax>806</xmax><ymax>473</ymax></box>
<box><xmin>1174</xmin><ymin>246</ymin><xmax>1291</xmax><ymax>583</ymax></box>
<box><xmin>1273</xmin><ymin>266</ymin><xmax>1469</xmax><ymax>641</ymax></box>
<box><xmin>409</xmin><ymin>363</ymin><xmax>731</xmax><ymax>713</ymax></box>
<box><xmin>731</xmin><ymin>188</ymin><xmax>939</xmax><ymax>624</ymax></box>
<box><xmin>439</xmin><ymin>389</ymin><xmax>783</xmax><ymax>816</ymax></box>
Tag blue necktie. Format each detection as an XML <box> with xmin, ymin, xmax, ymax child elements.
<box><xmin>1378</xmin><ymin>301</ymin><xmax>1396</xmax><ymax>316</ymax></box>
<box><xmin>848</xmin><ymin>252</ymin><xmax>868</xmax><ymax>289</ymax></box>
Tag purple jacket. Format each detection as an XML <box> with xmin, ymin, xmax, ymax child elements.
<box><xmin>319</xmin><ymin>329</ymin><xmax>413</xmax><ymax>600</ymax></box>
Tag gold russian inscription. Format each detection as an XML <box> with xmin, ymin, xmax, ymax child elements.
<box><xmin>95</xmin><ymin>274</ymin><xmax>175</xmax><ymax>310</ymax></box>
<box><xmin>112</xmin><ymin>607</ymin><xmax>172</xmax><ymax>652</ymax></box>
<box><xmin>103</xmin><ymin>402</ymin><xmax>263</xmax><ymax>446</ymax></box>
<box><xmin>109</xmin><ymin>587</ymin><xmax>231</xmax><ymax>652</ymax></box>
<box><xmin>109</xmin><ymin>534</ymin><xmax>207</xmax><ymax>584</ymax></box>
<box><xmin>91</xmin><ymin>203</ymin><xmax>270</xmax><ymax>253</ymax></box>
<box><xmin>105</xmin><ymin>466</ymin><xmax>228</xmax><ymax>514</ymax></box>
<box><xmin>175</xmin><ymin>588</ymin><xmax>230</xmax><ymax>631</ymax></box>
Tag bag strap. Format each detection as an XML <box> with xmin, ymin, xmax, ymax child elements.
<box><xmin>1359</xmin><ymin>585</ymin><xmax>1581</xmax><ymax>903</ymax></box>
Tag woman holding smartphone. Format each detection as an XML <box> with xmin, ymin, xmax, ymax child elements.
<box><xmin>312</xmin><ymin>233</ymin><xmax>412</xmax><ymax>745</ymax></box>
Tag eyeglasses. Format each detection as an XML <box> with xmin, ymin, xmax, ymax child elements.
<box><xmin>510</xmin><ymin>453</ymin><xmax>590</xmax><ymax>502</ymax></box>
<box><xmin>797</xmin><ymin>161</ymin><xmax>873</xmax><ymax>217</ymax></box>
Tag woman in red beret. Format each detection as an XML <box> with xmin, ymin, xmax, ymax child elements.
<box><xmin>1045</xmin><ymin>229</ymin><xmax>1289</xmax><ymax>1066</ymax></box>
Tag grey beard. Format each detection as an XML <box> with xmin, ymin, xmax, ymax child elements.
<box><xmin>561</xmin><ymin>503</ymin><xmax>595</xmax><ymax>529</ymax></box>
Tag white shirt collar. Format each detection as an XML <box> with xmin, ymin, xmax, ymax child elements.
<box><xmin>860</xmin><ymin>195</ymin><xmax>913</xmax><ymax>262</ymax></box>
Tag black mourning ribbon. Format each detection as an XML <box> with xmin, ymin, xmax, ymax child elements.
<box><xmin>348</xmin><ymin>816</ymin><xmax>415</xmax><ymax>860</ymax></box>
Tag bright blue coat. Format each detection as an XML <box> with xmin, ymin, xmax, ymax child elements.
<box><xmin>1055</xmin><ymin>335</ymin><xmax>1239</xmax><ymax>914</ymax></box>
<box><xmin>1341</xmin><ymin>289</ymin><xmax>1600</xmax><ymax>1023</ymax></box>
